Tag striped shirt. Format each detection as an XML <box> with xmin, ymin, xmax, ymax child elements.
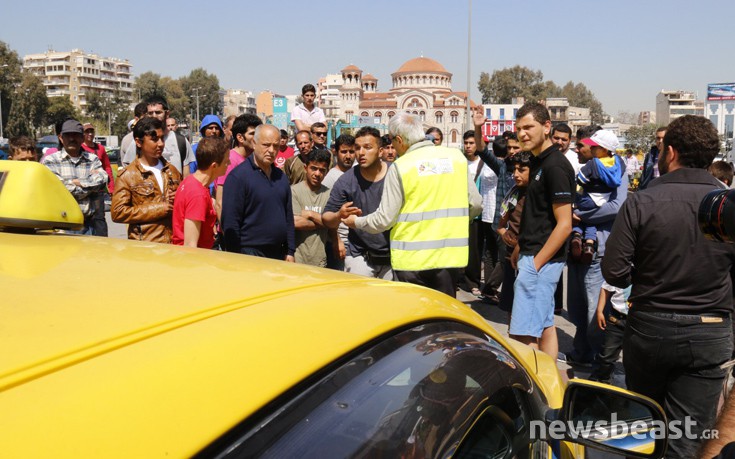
<box><xmin>42</xmin><ymin>149</ymin><xmax>108</xmax><ymax>216</ymax></box>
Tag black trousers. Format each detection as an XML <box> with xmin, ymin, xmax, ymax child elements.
<box><xmin>91</xmin><ymin>192</ymin><xmax>108</xmax><ymax>237</ymax></box>
<box><xmin>241</xmin><ymin>244</ymin><xmax>286</xmax><ymax>260</ymax></box>
<box><xmin>624</xmin><ymin>309</ymin><xmax>733</xmax><ymax>458</ymax></box>
<box><xmin>589</xmin><ymin>308</ymin><xmax>626</xmax><ymax>382</ymax></box>
<box><xmin>463</xmin><ymin>220</ymin><xmax>483</xmax><ymax>290</ymax></box>
<box><xmin>394</xmin><ymin>269</ymin><xmax>456</xmax><ymax>298</ymax></box>
<box><xmin>480</xmin><ymin>221</ymin><xmax>503</xmax><ymax>296</ymax></box>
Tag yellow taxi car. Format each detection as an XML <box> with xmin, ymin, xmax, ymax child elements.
<box><xmin>0</xmin><ymin>161</ymin><xmax>668</xmax><ymax>458</ymax></box>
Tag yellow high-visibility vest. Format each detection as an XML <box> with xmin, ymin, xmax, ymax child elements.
<box><xmin>391</xmin><ymin>144</ymin><xmax>470</xmax><ymax>271</ymax></box>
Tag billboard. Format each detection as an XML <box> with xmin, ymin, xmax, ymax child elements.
<box><xmin>707</xmin><ymin>83</ymin><xmax>735</xmax><ymax>101</ymax></box>
<box><xmin>482</xmin><ymin>120</ymin><xmax>515</xmax><ymax>137</ymax></box>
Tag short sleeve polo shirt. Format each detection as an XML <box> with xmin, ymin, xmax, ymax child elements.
<box><xmin>518</xmin><ymin>144</ymin><xmax>575</xmax><ymax>261</ymax></box>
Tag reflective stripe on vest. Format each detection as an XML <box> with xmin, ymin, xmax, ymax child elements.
<box><xmin>396</xmin><ymin>207</ymin><xmax>469</xmax><ymax>223</ymax></box>
<box><xmin>390</xmin><ymin>145</ymin><xmax>470</xmax><ymax>271</ymax></box>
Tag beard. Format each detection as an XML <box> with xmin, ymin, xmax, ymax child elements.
<box><xmin>658</xmin><ymin>148</ymin><xmax>671</xmax><ymax>175</ymax></box>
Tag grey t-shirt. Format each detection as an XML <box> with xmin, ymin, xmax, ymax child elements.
<box><xmin>292</xmin><ymin>181</ymin><xmax>330</xmax><ymax>267</ymax></box>
<box><xmin>324</xmin><ymin>167</ymin><xmax>390</xmax><ymax>257</ymax></box>
<box><xmin>122</xmin><ymin>131</ymin><xmax>194</xmax><ymax>175</ymax></box>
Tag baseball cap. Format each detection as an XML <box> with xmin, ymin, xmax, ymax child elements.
<box><xmin>581</xmin><ymin>130</ymin><xmax>619</xmax><ymax>152</ymax></box>
<box><xmin>82</xmin><ymin>123</ymin><xmax>95</xmax><ymax>131</ymax></box>
<box><xmin>60</xmin><ymin>120</ymin><xmax>84</xmax><ymax>135</ymax></box>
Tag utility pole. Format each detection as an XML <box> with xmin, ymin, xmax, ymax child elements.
<box><xmin>0</xmin><ymin>64</ymin><xmax>8</xmax><ymax>140</ymax></box>
<box><xmin>192</xmin><ymin>87</ymin><xmax>201</xmax><ymax>133</ymax></box>
<box><xmin>465</xmin><ymin>0</ymin><xmax>472</xmax><ymax>132</ymax></box>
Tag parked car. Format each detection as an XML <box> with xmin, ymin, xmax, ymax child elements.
<box><xmin>0</xmin><ymin>161</ymin><xmax>668</xmax><ymax>458</ymax></box>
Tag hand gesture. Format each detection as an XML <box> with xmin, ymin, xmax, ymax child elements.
<box><xmin>339</xmin><ymin>201</ymin><xmax>362</xmax><ymax>219</ymax></box>
<box><xmin>472</xmin><ymin>107</ymin><xmax>486</xmax><ymax>129</ymax></box>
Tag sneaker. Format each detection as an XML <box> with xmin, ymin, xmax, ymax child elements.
<box><xmin>481</xmin><ymin>293</ymin><xmax>500</xmax><ymax>304</ymax></box>
<box><xmin>470</xmin><ymin>288</ymin><xmax>482</xmax><ymax>297</ymax></box>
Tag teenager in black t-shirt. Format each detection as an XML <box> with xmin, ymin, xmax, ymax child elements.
<box><xmin>509</xmin><ymin>103</ymin><xmax>575</xmax><ymax>359</ymax></box>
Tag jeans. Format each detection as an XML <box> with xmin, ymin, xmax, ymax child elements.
<box><xmin>589</xmin><ymin>308</ymin><xmax>626</xmax><ymax>382</ymax></box>
<box><xmin>624</xmin><ymin>309</ymin><xmax>733</xmax><ymax>458</ymax></box>
<box><xmin>91</xmin><ymin>192</ymin><xmax>108</xmax><ymax>237</ymax></box>
<box><xmin>481</xmin><ymin>221</ymin><xmax>503</xmax><ymax>296</ymax></box>
<box><xmin>567</xmin><ymin>256</ymin><xmax>605</xmax><ymax>361</ymax></box>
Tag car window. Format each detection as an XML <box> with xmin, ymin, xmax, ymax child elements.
<box><xmin>204</xmin><ymin>322</ymin><xmax>545</xmax><ymax>458</ymax></box>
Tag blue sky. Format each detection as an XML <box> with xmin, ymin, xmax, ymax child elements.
<box><xmin>2</xmin><ymin>0</ymin><xmax>734</xmax><ymax>117</ymax></box>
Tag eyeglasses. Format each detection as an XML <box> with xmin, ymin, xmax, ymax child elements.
<box><xmin>312</xmin><ymin>132</ymin><xmax>327</xmax><ymax>136</ymax></box>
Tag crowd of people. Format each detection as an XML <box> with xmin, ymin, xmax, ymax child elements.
<box><xmin>5</xmin><ymin>82</ymin><xmax>735</xmax><ymax>457</ymax></box>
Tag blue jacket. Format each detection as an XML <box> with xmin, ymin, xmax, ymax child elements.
<box><xmin>190</xmin><ymin>115</ymin><xmax>224</xmax><ymax>173</ymax></box>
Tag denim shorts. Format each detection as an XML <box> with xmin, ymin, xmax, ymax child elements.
<box><xmin>509</xmin><ymin>254</ymin><xmax>565</xmax><ymax>338</ymax></box>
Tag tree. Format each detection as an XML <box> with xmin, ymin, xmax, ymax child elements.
<box><xmin>615</xmin><ymin>111</ymin><xmax>638</xmax><ymax>125</ymax></box>
<box><xmin>44</xmin><ymin>96</ymin><xmax>79</xmax><ymax>128</ymax></box>
<box><xmin>5</xmin><ymin>72</ymin><xmax>48</xmax><ymax>138</ymax></box>
<box><xmin>133</xmin><ymin>71</ymin><xmax>164</xmax><ymax>101</ymax></box>
<box><xmin>0</xmin><ymin>41</ymin><xmax>24</xmax><ymax>138</ymax></box>
<box><xmin>160</xmin><ymin>77</ymin><xmax>189</xmax><ymax>122</ymax></box>
<box><xmin>477</xmin><ymin>66</ymin><xmax>547</xmax><ymax>104</ymax></box>
<box><xmin>624</xmin><ymin>123</ymin><xmax>658</xmax><ymax>154</ymax></box>
<box><xmin>179</xmin><ymin>68</ymin><xmax>222</xmax><ymax>120</ymax></box>
<box><xmin>477</xmin><ymin>65</ymin><xmax>605</xmax><ymax>124</ymax></box>
<box><xmin>559</xmin><ymin>81</ymin><xmax>604</xmax><ymax>125</ymax></box>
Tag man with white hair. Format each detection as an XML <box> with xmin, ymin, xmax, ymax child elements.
<box><xmin>344</xmin><ymin>113</ymin><xmax>482</xmax><ymax>297</ymax></box>
<box><xmin>221</xmin><ymin>124</ymin><xmax>295</xmax><ymax>261</ymax></box>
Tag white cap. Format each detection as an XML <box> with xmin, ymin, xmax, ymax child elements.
<box><xmin>581</xmin><ymin>130</ymin><xmax>620</xmax><ymax>152</ymax></box>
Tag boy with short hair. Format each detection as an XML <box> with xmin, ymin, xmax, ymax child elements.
<box><xmin>172</xmin><ymin>137</ymin><xmax>229</xmax><ymax>249</ymax></box>
<box><xmin>292</xmin><ymin>149</ymin><xmax>333</xmax><ymax>267</ymax></box>
<box><xmin>8</xmin><ymin>136</ymin><xmax>37</xmax><ymax>161</ymax></box>
<box><xmin>588</xmin><ymin>281</ymin><xmax>630</xmax><ymax>384</ymax></box>
<box><xmin>708</xmin><ymin>160</ymin><xmax>734</xmax><ymax>187</ymax></box>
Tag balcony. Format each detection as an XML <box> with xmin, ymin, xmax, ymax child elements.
<box><xmin>47</xmin><ymin>89</ymin><xmax>71</xmax><ymax>97</ymax></box>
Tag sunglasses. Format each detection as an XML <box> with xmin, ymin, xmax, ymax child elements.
<box><xmin>312</xmin><ymin>132</ymin><xmax>327</xmax><ymax>136</ymax></box>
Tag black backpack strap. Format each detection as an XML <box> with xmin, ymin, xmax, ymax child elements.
<box><xmin>175</xmin><ymin>132</ymin><xmax>187</xmax><ymax>165</ymax></box>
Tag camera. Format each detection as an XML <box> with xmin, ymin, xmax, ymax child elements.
<box><xmin>699</xmin><ymin>189</ymin><xmax>735</xmax><ymax>243</ymax></box>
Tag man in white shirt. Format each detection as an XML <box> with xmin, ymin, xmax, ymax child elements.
<box><xmin>551</xmin><ymin>123</ymin><xmax>580</xmax><ymax>175</ymax></box>
<box><xmin>291</xmin><ymin>84</ymin><xmax>326</xmax><ymax>132</ymax></box>
<box><xmin>622</xmin><ymin>148</ymin><xmax>640</xmax><ymax>179</ymax></box>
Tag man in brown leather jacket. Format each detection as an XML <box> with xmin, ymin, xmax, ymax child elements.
<box><xmin>112</xmin><ymin>117</ymin><xmax>181</xmax><ymax>243</ymax></box>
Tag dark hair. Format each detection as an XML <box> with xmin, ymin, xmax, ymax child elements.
<box><xmin>663</xmin><ymin>115</ymin><xmax>719</xmax><ymax>169</ymax></box>
<box><xmin>311</xmin><ymin>122</ymin><xmax>327</xmax><ymax>131</ymax></box>
<box><xmin>502</xmin><ymin>131</ymin><xmax>517</xmax><ymax>141</ymax></box>
<box><xmin>195</xmin><ymin>137</ymin><xmax>228</xmax><ymax>170</ymax></box>
<box><xmin>709</xmin><ymin>160</ymin><xmax>734</xmax><ymax>186</ymax></box>
<box><xmin>133</xmin><ymin>117</ymin><xmax>164</xmax><ymax>140</ymax></box>
<box><xmin>507</xmin><ymin>151</ymin><xmax>533</xmax><ymax>167</ymax></box>
<box><xmin>279</xmin><ymin>129</ymin><xmax>288</xmax><ymax>139</ymax></box>
<box><xmin>307</xmin><ymin>148</ymin><xmax>332</xmax><ymax>166</ymax></box>
<box><xmin>551</xmin><ymin>123</ymin><xmax>572</xmax><ymax>136</ymax></box>
<box><xmin>516</xmin><ymin>102</ymin><xmax>550</xmax><ymax>125</ymax></box>
<box><xmin>8</xmin><ymin>136</ymin><xmax>36</xmax><ymax>157</ymax></box>
<box><xmin>144</xmin><ymin>95</ymin><xmax>169</xmax><ymax>111</ymax></box>
<box><xmin>302</xmin><ymin>84</ymin><xmax>316</xmax><ymax>95</ymax></box>
<box><xmin>656</xmin><ymin>126</ymin><xmax>668</xmax><ymax>134</ymax></box>
<box><xmin>231</xmin><ymin>114</ymin><xmax>262</xmax><ymax>146</ymax></box>
<box><xmin>335</xmin><ymin>134</ymin><xmax>355</xmax><ymax>151</ymax></box>
<box><xmin>355</xmin><ymin>126</ymin><xmax>382</xmax><ymax>142</ymax></box>
<box><xmin>463</xmin><ymin>130</ymin><xmax>475</xmax><ymax>141</ymax></box>
<box><xmin>381</xmin><ymin>134</ymin><xmax>392</xmax><ymax>148</ymax></box>
<box><xmin>492</xmin><ymin>137</ymin><xmax>509</xmax><ymax>158</ymax></box>
<box><xmin>425</xmin><ymin>127</ymin><xmax>443</xmax><ymax>139</ymax></box>
<box><xmin>134</xmin><ymin>102</ymin><xmax>148</xmax><ymax>118</ymax></box>
<box><xmin>576</xmin><ymin>125</ymin><xmax>602</xmax><ymax>141</ymax></box>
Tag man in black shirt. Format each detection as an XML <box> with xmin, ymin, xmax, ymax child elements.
<box><xmin>510</xmin><ymin>103</ymin><xmax>575</xmax><ymax>358</ymax></box>
<box><xmin>603</xmin><ymin>115</ymin><xmax>735</xmax><ymax>458</ymax></box>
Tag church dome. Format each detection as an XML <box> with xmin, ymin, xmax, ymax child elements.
<box><xmin>393</xmin><ymin>57</ymin><xmax>449</xmax><ymax>75</ymax></box>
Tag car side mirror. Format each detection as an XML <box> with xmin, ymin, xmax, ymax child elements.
<box><xmin>559</xmin><ymin>381</ymin><xmax>668</xmax><ymax>458</ymax></box>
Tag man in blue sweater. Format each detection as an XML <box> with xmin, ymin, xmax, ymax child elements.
<box><xmin>221</xmin><ymin>124</ymin><xmax>295</xmax><ymax>261</ymax></box>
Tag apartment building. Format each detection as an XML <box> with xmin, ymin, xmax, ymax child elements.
<box><xmin>655</xmin><ymin>89</ymin><xmax>704</xmax><ymax>126</ymax></box>
<box><xmin>23</xmin><ymin>49</ymin><xmax>133</xmax><ymax>113</ymax></box>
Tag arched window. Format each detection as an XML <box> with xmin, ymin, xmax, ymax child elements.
<box><xmin>374</xmin><ymin>111</ymin><xmax>382</xmax><ymax>118</ymax></box>
<box><xmin>419</xmin><ymin>111</ymin><xmax>426</xmax><ymax>121</ymax></box>
<box><xmin>361</xmin><ymin>111</ymin><xmax>369</xmax><ymax>117</ymax></box>
<box><xmin>450</xmin><ymin>111</ymin><xmax>459</xmax><ymax>123</ymax></box>
<box><xmin>435</xmin><ymin>111</ymin><xmax>443</xmax><ymax>124</ymax></box>
<box><xmin>388</xmin><ymin>111</ymin><xmax>395</xmax><ymax>119</ymax></box>
<box><xmin>451</xmin><ymin>130</ymin><xmax>458</xmax><ymax>143</ymax></box>
<box><xmin>410</xmin><ymin>98</ymin><xmax>420</xmax><ymax>108</ymax></box>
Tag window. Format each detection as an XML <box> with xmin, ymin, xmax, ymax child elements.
<box><xmin>485</xmin><ymin>108</ymin><xmax>491</xmax><ymax>119</ymax></box>
<box><xmin>513</xmin><ymin>108</ymin><xmax>518</xmax><ymax>119</ymax></box>
<box><xmin>361</xmin><ymin>111</ymin><xmax>369</xmax><ymax>117</ymax></box>
<box><xmin>205</xmin><ymin>322</ymin><xmax>542</xmax><ymax>458</ymax></box>
<box><xmin>419</xmin><ymin>111</ymin><xmax>425</xmax><ymax>122</ymax></box>
<box><xmin>435</xmin><ymin>112</ymin><xmax>443</xmax><ymax>124</ymax></box>
<box><xmin>451</xmin><ymin>130</ymin><xmax>458</xmax><ymax>143</ymax></box>
<box><xmin>726</xmin><ymin>114</ymin><xmax>734</xmax><ymax>139</ymax></box>
<box><xmin>499</xmin><ymin>108</ymin><xmax>505</xmax><ymax>120</ymax></box>
<box><xmin>387</xmin><ymin>111</ymin><xmax>395</xmax><ymax>119</ymax></box>
<box><xmin>450</xmin><ymin>111</ymin><xmax>459</xmax><ymax>123</ymax></box>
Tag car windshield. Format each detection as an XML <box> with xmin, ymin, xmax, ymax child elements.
<box><xmin>205</xmin><ymin>322</ymin><xmax>538</xmax><ymax>458</ymax></box>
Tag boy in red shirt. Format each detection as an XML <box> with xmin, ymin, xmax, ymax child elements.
<box><xmin>172</xmin><ymin>137</ymin><xmax>230</xmax><ymax>248</ymax></box>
